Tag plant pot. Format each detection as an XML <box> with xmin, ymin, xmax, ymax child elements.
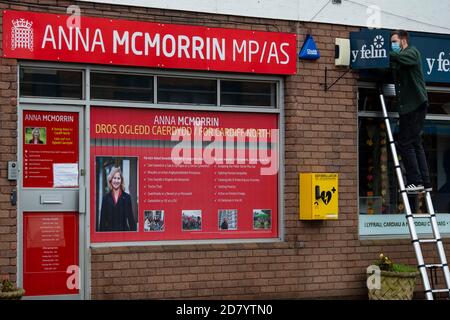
<box><xmin>0</xmin><ymin>288</ymin><xmax>25</xmax><ymax>300</ymax></box>
<box><xmin>367</xmin><ymin>270</ymin><xmax>419</xmax><ymax>300</ymax></box>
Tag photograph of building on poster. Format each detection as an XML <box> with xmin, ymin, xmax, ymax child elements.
<box><xmin>218</xmin><ymin>209</ymin><xmax>238</xmax><ymax>230</ymax></box>
<box><xmin>95</xmin><ymin>157</ymin><xmax>138</xmax><ymax>232</ymax></box>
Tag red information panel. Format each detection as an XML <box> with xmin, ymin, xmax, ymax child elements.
<box><xmin>22</xmin><ymin>110</ymin><xmax>79</xmax><ymax>188</ymax></box>
<box><xmin>3</xmin><ymin>10</ymin><xmax>297</xmax><ymax>75</ymax></box>
<box><xmin>23</xmin><ymin>212</ymin><xmax>79</xmax><ymax>296</ymax></box>
<box><xmin>90</xmin><ymin>107</ymin><xmax>279</xmax><ymax>242</ymax></box>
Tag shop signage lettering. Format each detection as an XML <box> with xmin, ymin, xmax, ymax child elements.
<box><xmin>425</xmin><ymin>52</ymin><xmax>450</xmax><ymax>75</ymax></box>
<box><xmin>360</xmin><ymin>214</ymin><xmax>450</xmax><ymax>237</ymax></box>
<box><xmin>3</xmin><ymin>10</ymin><xmax>297</xmax><ymax>75</ymax></box>
<box><xmin>410</xmin><ymin>32</ymin><xmax>450</xmax><ymax>83</ymax></box>
<box><xmin>350</xmin><ymin>30</ymin><xmax>391</xmax><ymax>69</ymax></box>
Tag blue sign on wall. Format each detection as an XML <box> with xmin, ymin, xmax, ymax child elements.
<box><xmin>353</xmin><ymin>28</ymin><xmax>450</xmax><ymax>84</ymax></box>
<box><xmin>298</xmin><ymin>34</ymin><xmax>320</xmax><ymax>60</ymax></box>
<box><xmin>410</xmin><ymin>32</ymin><xmax>450</xmax><ymax>83</ymax></box>
<box><xmin>350</xmin><ymin>29</ymin><xmax>391</xmax><ymax>69</ymax></box>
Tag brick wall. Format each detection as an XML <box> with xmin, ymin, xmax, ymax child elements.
<box><xmin>0</xmin><ymin>0</ymin><xmax>448</xmax><ymax>299</ymax></box>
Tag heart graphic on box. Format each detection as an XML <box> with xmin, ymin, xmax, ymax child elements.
<box><xmin>320</xmin><ymin>191</ymin><xmax>332</xmax><ymax>205</ymax></box>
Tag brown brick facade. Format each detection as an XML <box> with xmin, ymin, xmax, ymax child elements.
<box><xmin>0</xmin><ymin>0</ymin><xmax>448</xmax><ymax>299</ymax></box>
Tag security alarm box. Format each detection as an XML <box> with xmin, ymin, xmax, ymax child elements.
<box><xmin>335</xmin><ymin>38</ymin><xmax>350</xmax><ymax>66</ymax></box>
<box><xmin>299</xmin><ymin>173</ymin><xmax>338</xmax><ymax>220</ymax></box>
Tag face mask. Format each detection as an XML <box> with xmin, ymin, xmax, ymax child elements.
<box><xmin>391</xmin><ymin>42</ymin><xmax>401</xmax><ymax>53</ymax></box>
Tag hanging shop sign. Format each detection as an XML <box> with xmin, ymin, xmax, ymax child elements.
<box><xmin>2</xmin><ymin>10</ymin><xmax>297</xmax><ymax>75</ymax></box>
<box><xmin>410</xmin><ymin>32</ymin><xmax>450</xmax><ymax>83</ymax></box>
<box><xmin>298</xmin><ymin>34</ymin><xmax>320</xmax><ymax>60</ymax></box>
<box><xmin>90</xmin><ymin>107</ymin><xmax>279</xmax><ymax>243</ymax></box>
<box><xmin>22</xmin><ymin>110</ymin><xmax>79</xmax><ymax>188</ymax></box>
<box><xmin>350</xmin><ymin>29</ymin><xmax>391</xmax><ymax>69</ymax></box>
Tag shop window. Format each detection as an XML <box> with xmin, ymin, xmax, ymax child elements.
<box><xmin>20</xmin><ymin>67</ymin><xmax>83</xmax><ymax>99</ymax></box>
<box><xmin>358</xmin><ymin>88</ymin><xmax>450</xmax><ymax>238</ymax></box>
<box><xmin>91</xmin><ymin>72</ymin><xmax>153</xmax><ymax>102</ymax></box>
<box><xmin>220</xmin><ymin>80</ymin><xmax>276</xmax><ymax>107</ymax></box>
<box><xmin>157</xmin><ymin>77</ymin><xmax>217</xmax><ymax>105</ymax></box>
<box><xmin>358</xmin><ymin>86</ymin><xmax>450</xmax><ymax>115</ymax></box>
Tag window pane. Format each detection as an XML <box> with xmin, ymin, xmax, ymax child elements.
<box><xmin>358</xmin><ymin>87</ymin><xmax>397</xmax><ymax>113</ymax></box>
<box><xmin>359</xmin><ymin>117</ymin><xmax>450</xmax><ymax>215</ymax></box>
<box><xmin>20</xmin><ymin>68</ymin><xmax>82</xmax><ymax>99</ymax></box>
<box><xmin>221</xmin><ymin>80</ymin><xmax>276</xmax><ymax>107</ymax></box>
<box><xmin>428</xmin><ymin>91</ymin><xmax>450</xmax><ymax>115</ymax></box>
<box><xmin>358</xmin><ymin>87</ymin><xmax>450</xmax><ymax>115</ymax></box>
<box><xmin>358</xmin><ymin>117</ymin><xmax>398</xmax><ymax>215</ymax></box>
<box><xmin>157</xmin><ymin>77</ymin><xmax>216</xmax><ymax>105</ymax></box>
<box><xmin>91</xmin><ymin>72</ymin><xmax>153</xmax><ymax>102</ymax></box>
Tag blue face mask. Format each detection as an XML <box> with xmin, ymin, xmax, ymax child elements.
<box><xmin>391</xmin><ymin>42</ymin><xmax>401</xmax><ymax>53</ymax></box>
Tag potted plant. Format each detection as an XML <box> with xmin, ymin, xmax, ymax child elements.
<box><xmin>367</xmin><ymin>253</ymin><xmax>419</xmax><ymax>300</ymax></box>
<box><xmin>0</xmin><ymin>275</ymin><xmax>25</xmax><ymax>300</ymax></box>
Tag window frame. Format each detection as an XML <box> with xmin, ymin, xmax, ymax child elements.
<box><xmin>90</xmin><ymin>70</ymin><xmax>155</xmax><ymax>103</ymax></box>
<box><xmin>357</xmin><ymin>81</ymin><xmax>450</xmax><ymax>240</ymax></box>
<box><xmin>19</xmin><ymin>66</ymin><xmax>85</xmax><ymax>100</ymax></box>
<box><xmin>18</xmin><ymin>61</ymin><xmax>285</xmax><ymax>248</ymax></box>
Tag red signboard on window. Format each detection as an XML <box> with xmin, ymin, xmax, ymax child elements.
<box><xmin>22</xmin><ymin>110</ymin><xmax>79</xmax><ymax>188</ymax></box>
<box><xmin>23</xmin><ymin>212</ymin><xmax>79</xmax><ymax>296</ymax></box>
<box><xmin>2</xmin><ymin>10</ymin><xmax>297</xmax><ymax>75</ymax></box>
<box><xmin>90</xmin><ymin>107</ymin><xmax>279</xmax><ymax>243</ymax></box>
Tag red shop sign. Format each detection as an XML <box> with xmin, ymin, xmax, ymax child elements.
<box><xmin>2</xmin><ymin>10</ymin><xmax>297</xmax><ymax>75</ymax></box>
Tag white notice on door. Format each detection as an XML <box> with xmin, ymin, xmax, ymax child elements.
<box><xmin>53</xmin><ymin>163</ymin><xmax>79</xmax><ymax>187</ymax></box>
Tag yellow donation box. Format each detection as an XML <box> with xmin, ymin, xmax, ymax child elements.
<box><xmin>299</xmin><ymin>173</ymin><xmax>338</xmax><ymax>220</ymax></box>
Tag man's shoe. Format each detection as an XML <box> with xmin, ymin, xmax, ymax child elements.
<box><xmin>405</xmin><ymin>184</ymin><xmax>424</xmax><ymax>193</ymax></box>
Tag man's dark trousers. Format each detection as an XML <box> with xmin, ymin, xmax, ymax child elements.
<box><xmin>398</xmin><ymin>101</ymin><xmax>430</xmax><ymax>186</ymax></box>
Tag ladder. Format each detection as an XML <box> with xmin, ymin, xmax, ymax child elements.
<box><xmin>378</xmin><ymin>90</ymin><xmax>450</xmax><ymax>300</ymax></box>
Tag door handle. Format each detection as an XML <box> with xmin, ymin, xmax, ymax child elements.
<box><xmin>40</xmin><ymin>194</ymin><xmax>63</xmax><ymax>204</ymax></box>
<box><xmin>41</xmin><ymin>200</ymin><xmax>63</xmax><ymax>204</ymax></box>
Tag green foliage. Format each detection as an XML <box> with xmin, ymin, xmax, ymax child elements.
<box><xmin>374</xmin><ymin>253</ymin><xmax>418</xmax><ymax>273</ymax></box>
<box><xmin>0</xmin><ymin>277</ymin><xmax>17</xmax><ymax>292</ymax></box>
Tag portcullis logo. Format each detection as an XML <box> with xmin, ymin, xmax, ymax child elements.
<box><xmin>11</xmin><ymin>18</ymin><xmax>34</xmax><ymax>51</ymax></box>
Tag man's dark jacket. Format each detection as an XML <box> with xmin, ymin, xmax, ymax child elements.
<box><xmin>390</xmin><ymin>46</ymin><xmax>428</xmax><ymax>114</ymax></box>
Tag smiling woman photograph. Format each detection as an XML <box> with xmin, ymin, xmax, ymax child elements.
<box><xmin>25</xmin><ymin>127</ymin><xmax>46</xmax><ymax>145</ymax></box>
<box><xmin>96</xmin><ymin>158</ymin><xmax>138</xmax><ymax>232</ymax></box>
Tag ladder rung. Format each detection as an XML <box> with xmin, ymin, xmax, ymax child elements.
<box><xmin>411</xmin><ymin>214</ymin><xmax>433</xmax><ymax>219</ymax></box>
<box><xmin>425</xmin><ymin>264</ymin><xmax>444</xmax><ymax>268</ymax></box>
<box><xmin>418</xmin><ymin>239</ymin><xmax>440</xmax><ymax>243</ymax></box>
<box><xmin>399</xmin><ymin>189</ymin><xmax>424</xmax><ymax>195</ymax></box>
<box><xmin>432</xmin><ymin>289</ymin><xmax>450</xmax><ymax>293</ymax></box>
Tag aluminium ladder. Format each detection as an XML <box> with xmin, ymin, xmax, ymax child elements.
<box><xmin>378</xmin><ymin>89</ymin><xmax>450</xmax><ymax>300</ymax></box>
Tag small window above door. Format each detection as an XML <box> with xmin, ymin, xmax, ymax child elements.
<box><xmin>20</xmin><ymin>67</ymin><xmax>83</xmax><ymax>99</ymax></box>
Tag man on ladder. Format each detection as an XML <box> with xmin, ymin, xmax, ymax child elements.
<box><xmin>389</xmin><ymin>30</ymin><xmax>431</xmax><ymax>193</ymax></box>
<box><xmin>383</xmin><ymin>30</ymin><xmax>450</xmax><ymax>299</ymax></box>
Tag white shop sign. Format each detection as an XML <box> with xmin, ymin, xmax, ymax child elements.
<box><xmin>360</xmin><ymin>214</ymin><xmax>450</xmax><ymax>237</ymax></box>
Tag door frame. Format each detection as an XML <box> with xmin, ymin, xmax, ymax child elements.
<box><xmin>17</xmin><ymin>103</ymin><xmax>87</xmax><ymax>300</ymax></box>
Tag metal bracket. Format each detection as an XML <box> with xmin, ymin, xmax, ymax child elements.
<box><xmin>322</xmin><ymin>66</ymin><xmax>351</xmax><ymax>92</ymax></box>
